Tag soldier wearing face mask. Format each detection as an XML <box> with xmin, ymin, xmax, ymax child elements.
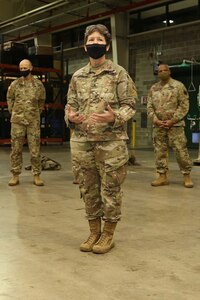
<box><xmin>147</xmin><ymin>63</ymin><xmax>193</xmax><ymax>188</ymax></box>
<box><xmin>7</xmin><ymin>59</ymin><xmax>46</xmax><ymax>186</ymax></box>
<box><xmin>65</xmin><ymin>24</ymin><xmax>138</xmax><ymax>254</ymax></box>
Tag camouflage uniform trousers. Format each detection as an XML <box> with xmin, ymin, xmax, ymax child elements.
<box><xmin>10</xmin><ymin>121</ymin><xmax>42</xmax><ymax>176</ymax></box>
<box><xmin>70</xmin><ymin>140</ymin><xmax>129</xmax><ymax>222</ymax></box>
<box><xmin>152</xmin><ymin>126</ymin><xmax>192</xmax><ymax>174</ymax></box>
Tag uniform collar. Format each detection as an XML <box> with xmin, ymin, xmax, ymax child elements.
<box><xmin>84</xmin><ymin>59</ymin><xmax>113</xmax><ymax>74</ymax></box>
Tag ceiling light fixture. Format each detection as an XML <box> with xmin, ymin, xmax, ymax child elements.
<box><xmin>163</xmin><ymin>19</ymin><xmax>174</xmax><ymax>24</ymax></box>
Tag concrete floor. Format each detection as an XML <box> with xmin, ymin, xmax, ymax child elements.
<box><xmin>0</xmin><ymin>144</ymin><xmax>199</xmax><ymax>300</ymax></box>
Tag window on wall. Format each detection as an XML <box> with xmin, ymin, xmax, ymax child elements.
<box><xmin>52</xmin><ymin>19</ymin><xmax>111</xmax><ymax>48</ymax></box>
<box><xmin>52</xmin><ymin>25</ymin><xmax>85</xmax><ymax>49</ymax></box>
<box><xmin>168</xmin><ymin>0</ymin><xmax>200</xmax><ymax>25</ymax></box>
<box><xmin>129</xmin><ymin>0</ymin><xmax>199</xmax><ymax>34</ymax></box>
<box><xmin>130</xmin><ymin>6</ymin><xmax>166</xmax><ymax>33</ymax></box>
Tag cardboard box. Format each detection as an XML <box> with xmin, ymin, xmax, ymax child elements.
<box><xmin>28</xmin><ymin>46</ymin><xmax>53</xmax><ymax>56</ymax></box>
<box><xmin>3</xmin><ymin>41</ymin><xmax>28</xmax><ymax>51</ymax></box>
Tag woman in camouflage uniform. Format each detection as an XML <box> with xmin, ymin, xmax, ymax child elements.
<box><xmin>65</xmin><ymin>24</ymin><xmax>137</xmax><ymax>254</ymax></box>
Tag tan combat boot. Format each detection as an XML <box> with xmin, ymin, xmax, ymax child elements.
<box><xmin>183</xmin><ymin>174</ymin><xmax>194</xmax><ymax>188</ymax></box>
<box><xmin>33</xmin><ymin>175</ymin><xmax>44</xmax><ymax>186</ymax></box>
<box><xmin>92</xmin><ymin>221</ymin><xmax>117</xmax><ymax>254</ymax></box>
<box><xmin>80</xmin><ymin>218</ymin><xmax>101</xmax><ymax>252</ymax></box>
<box><xmin>8</xmin><ymin>175</ymin><xmax>19</xmax><ymax>186</ymax></box>
<box><xmin>151</xmin><ymin>173</ymin><xmax>169</xmax><ymax>187</ymax></box>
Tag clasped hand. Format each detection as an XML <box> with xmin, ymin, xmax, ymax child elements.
<box><xmin>68</xmin><ymin>105</ymin><xmax>115</xmax><ymax>124</ymax></box>
<box><xmin>155</xmin><ymin>119</ymin><xmax>174</xmax><ymax>129</ymax></box>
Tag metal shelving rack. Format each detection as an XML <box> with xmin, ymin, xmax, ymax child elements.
<box><xmin>0</xmin><ymin>62</ymin><xmax>65</xmax><ymax>145</ymax></box>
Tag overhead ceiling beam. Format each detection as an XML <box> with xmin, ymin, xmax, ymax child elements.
<box><xmin>0</xmin><ymin>0</ymin><xmax>69</xmax><ymax>29</ymax></box>
<box><xmin>11</xmin><ymin>0</ymin><xmax>169</xmax><ymax>41</ymax></box>
<box><xmin>3</xmin><ymin>2</ymin><xmax>97</xmax><ymax>35</ymax></box>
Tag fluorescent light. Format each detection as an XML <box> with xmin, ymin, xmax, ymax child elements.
<box><xmin>163</xmin><ymin>19</ymin><xmax>174</xmax><ymax>24</ymax></box>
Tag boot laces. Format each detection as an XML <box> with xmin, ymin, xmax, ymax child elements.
<box><xmin>96</xmin><ymin>232</ymin><xmax>111</xmax><ymax>246</ymax></box>
<box><xmin>85</xmin><ymin>233</ymin><xmax>100</xmax><ymax>245</ymax></box>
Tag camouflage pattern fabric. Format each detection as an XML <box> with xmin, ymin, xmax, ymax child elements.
<box><xmin>25</xmin><ymin>156</ymin><xmax>61</xmax><ymax>171</ymax></box>
<box><xmin>70</xmin><ymin>140</ymin><xmax>129</xmax><ymax>221</ymax></box>
<box><xmin>147</xmin><ymin>78</ymin><xmax>189</xmax><ymax>126</ymax></box>
<box><xmin>147</xmin><ymin>77</ymin><xmax>192</xmax><ymax>174</ymax></box>
<box><xmin>7</xmin><ymin>76</ymin><xmax>45</xmax><ymax>125</ymax></box>
<box><xmin>152</xmin><ymin>127</ymin><xmax>192</xmax><ymax>174</ymax></box>
<box><xmin>65</xmin><ymin>59</ymin><xmax>137</xmax><ymax>142</ymax></box>
<box><xmin>10</xmin><ymin>122</ymin><xmax>41</xmax><ymax>175</ymax></box>
<box><xmin>7</xmin><ymin>76</ymin><xmax>45</xmax><ymax>175</ymax></box>
<box><xmin>65</xmin><ymin>59</ymin><xmax>137</xmax><ymax>221</ymax></box>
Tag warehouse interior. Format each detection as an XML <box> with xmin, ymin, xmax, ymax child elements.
<box><xmin>0</xmin><ymin>1</ymin><xmax>200</xmax><ymax>299</ymax></box>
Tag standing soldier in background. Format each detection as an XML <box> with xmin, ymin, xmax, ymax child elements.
<box><xmin>7</xmin><ymin>59</ymin><xmax>46</xmax><ymax>186</ymax></box>
<box><xmin>65</xmin><ymin>24</ymin><xmax>137</xmax><ymax>254</ymax></box>
<box><xmin>147</xmin><ymin>63</ymin><xmax>193</xmax><ymax>188</ymax></box>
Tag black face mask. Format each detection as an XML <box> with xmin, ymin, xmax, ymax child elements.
<box><xmin>86</xmin><ymin>44</ymin><xmax>107</xmax><ymax>59</ymax></box>
<box><xmin>20</xmin><ymin>69</ymin><xmax>31</xmax><ymax>78</ymax></box>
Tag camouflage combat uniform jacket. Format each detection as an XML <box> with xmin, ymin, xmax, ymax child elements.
<box><xmin>7</xmin><ymin>76</ymin><xmax>46</xmax><ymax>125</ymax></box>
<box><xmin>65</xmin><ymin>59</ymin><xmax>137</xmax><ymax>141</ymax></box>
<box><xmin>147</xmin><ymin>78</ymin><xmax>189</xmax><ymax>127</ymax></box>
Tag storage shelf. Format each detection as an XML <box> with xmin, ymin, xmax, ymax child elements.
<box><xmin>0</xmin><ymin>138</ymin><xmax>64</xmax><ymax>145</ymax></box>
<box><xmin>0</xmin><ymin>56</ymin><xmax>67</xmax><ymax>144</ymax></box>
<box><xmin>0</xmin><ymin>102</ymin><xmax>64</xmax><ymax>109</ymax></box>
<box><xmin>0</xmin><ymin>63</ymin><xmax>63</xmax><ymax>75</ymax></box>
<box><xmin>0</xmin><ymin>102</ymin><xmax>65</xmax><ymax>145</ymax></box>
